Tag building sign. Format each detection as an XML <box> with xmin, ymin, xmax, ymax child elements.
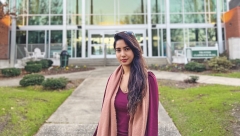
<box><xmin>192</xmin><ymin>50</ymin><xmax>218</xmax><ymax>58</ymax></box>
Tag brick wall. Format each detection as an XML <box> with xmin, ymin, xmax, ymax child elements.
<box><xmin>223</xmin><ymin>6</ymin><xmax>240</xmax><ymax>54</ymax></box>
<box><xmin>0</xmin><ymin>16</ymin><xmax>10</xmax><ymax>60</ymax></box>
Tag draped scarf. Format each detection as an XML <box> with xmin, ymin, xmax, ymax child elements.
<box><xmin>96</xmin><ymin>65</ymin><xmax>149</xmax><ymax>136</ymax></box>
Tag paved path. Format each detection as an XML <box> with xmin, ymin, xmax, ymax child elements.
<box><xmin>1</xmin><ymin>66</ymin><xmax>240</xmax><ymax>136</ymax></box>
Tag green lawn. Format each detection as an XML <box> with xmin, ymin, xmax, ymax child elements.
<box><xmin>160</xmin><ymin>84</ymin><xmax>240</xmax><ymax>136</ymax></box>
<box><xmin>210</xmin><ymin>72</ymin><xmax>240</xmax><ymax>78</ymax></box>
<box><xmin>0</xmin><ymin>86</ymin><xmax>73</xmax><ymax>136</ymax></box>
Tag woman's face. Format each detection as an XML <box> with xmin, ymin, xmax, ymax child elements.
<box><xmin>115</xmin><ymin>39</ymin><xmax>134</xmax><ymax>67</ymax></box>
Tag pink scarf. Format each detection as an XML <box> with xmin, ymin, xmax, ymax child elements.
<box><xmin>96</xmin><ymin>65</ymin><xmax>149</xmax><ymax>136</ymax></box>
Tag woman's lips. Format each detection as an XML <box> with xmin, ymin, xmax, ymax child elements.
<box><xmin>121</xmin><ymin>59</ymin><xmax>127</xmax><ymax>62</ymax></box>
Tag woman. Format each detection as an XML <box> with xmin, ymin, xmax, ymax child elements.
<box><xmin>94</xmin><ymin>31</ymin><xmax>159</xmax><ymax>136</ymax></box>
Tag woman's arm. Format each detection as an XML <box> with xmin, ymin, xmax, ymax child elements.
<box><xmin>145</xmin><ymin>72</ymin><xmax>159</xmax><ymax>136</ymax></box>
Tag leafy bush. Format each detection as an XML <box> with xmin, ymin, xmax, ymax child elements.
<box><xmin>1</xmin><ymin>68</ymin><xmax>21</xmax><ymax>77</ymax></box>
<box><xmin>231</xmin><ymin>59</ymin><xmax>240</xmax><ymax>69</ymax></box>
<box><xmin>26</xmin><ymin>60</ymin><xmax>52</xmax><ymax>69</ymax></box>
<box><xmin>208</xmin><ymin>57</ymin><xmax>233</xmax><ymax>73</ymax></box>
<box><xmin>19</xmin><ymin>74</ymin><xmax>45</xmax><ymax>87</ymax></box>
<box><xmin>46</xmin><ymin>59</ymin><xmax>53</xmax><ymax>67</ymax></box>
<box><xmin>185</xmin><ymin>62</ymin><xmax>206</xmax><ymax>72</ymax></box>
<box><xmin>39</xmin><ymin>59</ymin><xmax>49</xmax><ymax>69</ymax></box>
<box><xmin>184</xmin><ymin>76</ymin><xmax>199</xmax><ymax>83</ymax></box>
<box><xmin>25</xmin><ymin>64</ymin><xmax>42</xmax><ymax>73</ymax></box>
<box><xmin>42</xmin><ymin>77</ymin><xmax>68</xmax><ymax>90</ymax></box>
<box><xmin>26</xmin><ymin>61</ymin><xmax>41</xmax><ymax>65</ymax></box>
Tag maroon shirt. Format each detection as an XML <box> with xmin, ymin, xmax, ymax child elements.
<box><xmin>94</xmin><ymin>72</ymin><xmax>159</xmax><ymax>136</ymax></box>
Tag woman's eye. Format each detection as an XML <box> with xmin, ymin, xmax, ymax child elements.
<box><xmin>125</xmin><ymin>48</ymin><xmax>130</xmax><ymax>51</ymax></box>
<box><xmin>115</xmin><ymin>49</ymin><xmax>121</xmax><ymax>52</ymax></box>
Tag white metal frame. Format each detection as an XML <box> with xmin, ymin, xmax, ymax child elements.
<box><xmin>88</xmin><ymin>29</ymin><xmax>147</xmax><ymax>58</ymax></box>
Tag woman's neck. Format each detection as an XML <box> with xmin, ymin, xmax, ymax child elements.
<box><xmin>122</xmin><ymin>65</ymin><xmax>130</xmax><ymax>75</ymax></box>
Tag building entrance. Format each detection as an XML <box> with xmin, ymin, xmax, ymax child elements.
<box><xmin>88</xmin><ymin>30</ymin><xmax>146</xmax><ymax>58</ymax></box>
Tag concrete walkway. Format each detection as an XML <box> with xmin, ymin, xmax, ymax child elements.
<box><xmin>1</xmin><ymin>66</ymin><xmax>240</xmax><ymax>136</ymax></box>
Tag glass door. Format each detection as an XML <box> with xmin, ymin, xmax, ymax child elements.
<box><xmin>104</xmin><ymin>31</ymin><xmax>116</xmax><ymax>58</ymax></box>
<box><xmin>88</xmin><ymin>30</ymin><xmax>146</xmax><ymax>58</ymax></box>
<box><xmin>88</xmin><ymin>31</ymin><xmax>104</xmax><ymax>58</ymax></box>
<box><xmin>134</xmin><ymin>30</ymin><xmax>147</xmax><ymax>57</ymax></box>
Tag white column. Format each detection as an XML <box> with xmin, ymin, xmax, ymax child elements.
<box><xmin>62</xmin><ymin>0</ymin><xmax>67</xmax><ymax>50</ymax></box>
<box><xmin>147</xmin><ymin>0</ymin><xmax>152</xmax><ymax>57</ymax></box>
<box><xmin>82</xmin><ymin>0</ymin><xmax>86</xmax><ymax>58</ymax></box>
<box><xmin>166</xmin><ymin>0</ymin><xmax>171</xmax><ymax>57</ymax></box>
<box><xmin>10</xmin><ymin>0</ymin><xmax>16</xmax><ymax>67</ymax></box>
<box><xmin>217</xmin><ymin>0</ymin><xmax>224</xmax><ymax>53</ymax></box>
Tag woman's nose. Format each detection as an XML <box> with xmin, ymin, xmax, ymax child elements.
<box><xmin>120</xmin><ymin>50</ymin><xmax>126</xmax><ymax>56</ymax></box>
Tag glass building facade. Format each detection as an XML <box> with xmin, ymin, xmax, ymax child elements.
<box><xmin>11</xmin><ymin>0</ymin><xmax>228</xmax><ymax>59</ymax></box>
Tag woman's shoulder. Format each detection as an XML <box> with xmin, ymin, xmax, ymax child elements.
<box><xmin>147</xmin><ymin>71</ymin><xmax>156</xmax><ymax>79</ymax></box>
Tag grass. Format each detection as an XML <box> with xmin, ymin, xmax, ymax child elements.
<box><xmin>210</xmin><ymin>72</ymin><xmax>240</xmax><ymax>79</ymax></box>
<box><xmin>0</xmin><ymin>86</ymin><xmax>73</xmax><ymax>136</ymax></box>
<box><xmin>159</xmin><ymin>83</ymin><xmax>240</xmax><ymax>136</ymax></box>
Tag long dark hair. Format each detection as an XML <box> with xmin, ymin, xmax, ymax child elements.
<box><xmin>114</xmin><ymin>32</ymin><xmax>148</xmax><ymax>115</ymax></box>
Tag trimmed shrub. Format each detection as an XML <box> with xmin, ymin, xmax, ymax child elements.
<box><xmin>25</xmin><ymin>64</ymin><xmax>42</xmax><ymax>73</ymax></box>
<box><xmin>185</xmin><ymin>62</ymin><xmax>206</xmax><ymax>72</ymax></box>
<box><xmin>208</xmin><ymin>57</ymin><xmax>233</xmax><ymax>73</ymax></box>
<box><xmin>231</xmin><ymin>59</ymin><xmax>240</xmax><ymax>69</ymax></box>
<box><xmin>42</xmin><ymin>77</ymin><xmax>68</xmax><ymax>90</ymax></box>
<box><xmin>19</xmin><ymin>74</ymin><xmax>45</xmax><ymax>87</ymax></box>
<box><xmin>39</xmin><ymin>59</ymin><xmax>49</xmax><ymax>69</ymax></box>
<box><xmin>184</xmin><ymin>76</ymin><xmax>199</xmax><ymax>83</ymax></box>
<box><xmin>1</xmin><ymin>68</ymin><xmax>21</xmax><ymax>77</ymax></box>
<box><xmin>26</xmin><ymin>61</ymin><xmax>41</xmax><ymax>65</ymax></box>
<box><xmin>46</xmin><ymin>59</ymin><xmax>53</xmax><ymax>67</ymax></box>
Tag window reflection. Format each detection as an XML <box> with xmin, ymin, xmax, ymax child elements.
<box><xmin>119</xmin><ymin>15</ymin><xmax>145</xmax><ymax>24</ymax></box>
<box><xmin>85</xmin><ymin>0</ymin><xmax>114</xmax><ymax>15</ymax></box>
<box><xmin>67</xmin><ymin>0</ymin><xmax>82</xmax><ymax>14</ymax></box>
<box><xmin>67</xmin><ymin>15</ymin><xmax>82</xmax><ymax>25</ymax></box>
<box><xmin>28</xmin><ymin>31</ymin><xmax>45</xmax><ymax>44</ymax></box>
<box><xmin>189</xmin><ymin>28</ymin><xmax>206</xmax><ymax>47</ymax></box>
<box><xmin>151</xmin><ymin>0</ymin><xmax>165</xmax><ymax>13</ymax></box>
<box><xmin>185</xmin><ymin>14</ymin><xmax>205</xmax><ymax>23</ymax></box>
<box><xmin>29</xmin><ymin>16</ymin><xmax>49</xmax><ymax>25</ymax></box>
<box><xmin>184</xmin><ymin>0</ymin><xmax>204</xmax><ymax>12</ymax></box>
<box><xmin>51</xmin><ymin>0</ymin><xmax>63</xmax><ymax>14</ymax></box>
<box><xmin>17</xmin><ymin>16</ymin><xmax>27</xmax><ymax>26</ymax></box>
<box><xmin>16</xmin><ymin>31</ymin><xmax>26</xmax><ymax>44</ymax></box>
<box><xmin>86</xmin><ymin>15</ymin><xmax>115</xmax><ymax>25</ymax></box>
<box><xmin>51</xmin><ymin>16</ymin><xmax>63</xmax><ymax>25</ymax></box>
<box><xmin>29</xmin><ymin>0</ymin><xmax>49</xmax><ymax>14</ymax></box>
<box><xmin>152</xmin><ymin>29</ymin><xmax>158</xmax><ymax>56</ymax></box>
<box><xmin>16</xmin><ymin>0</ymin><xmax>27</xmax><ymax>15</ymax></box>
<box><xmin>104</xmin><ymin>34</ymin><xmax>115</xmax><ymax>55</ymax></box>
<box><xmin>170</xmin><ymin>0</ymin><xmax>182</xmax><ymax>13</ymax></box>
<box><xmin>50</xmin><ymin>30</ymin><xmax>63</xmax><ymax>58</ymax></box>
<box><xmin>119</xmin><ymin>0</ymin><xmax>145</xmax><ymax>14</ymax></box>
<box><xmin>170</xmin><ymin>14</ymin><xmax>183</xmax><ymax>23</ymax></box>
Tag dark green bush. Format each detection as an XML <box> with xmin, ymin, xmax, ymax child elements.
<box><xmin>46</xmin><ymin>59</ymin><xmax>53</xmax><ymax>67</ymax></box>
<box><xmin>26</xmin><ymin>61</ymin><xmax>41</xmax><ymax>65</ymax></box>
<box><xmin>231</xmin><ymin>59</ymin><xmax>240</xmax><ymax>68</ymax></box>
<box><xmin>184</xmin><ymin>76</ymin><xmax>199</xmax><ymax>83</ymax></box>
<box><xmin>19</xmin><ymin>74</ymin><xmax>45</xmax><ymax>87</ymax></box>
<box><xmin>208</xmin><ymin>57</ymin><xmax>233</xmax><ymax>73</ymax></box>
<box><xmin>39</xmin><ymin>59</ymin><xmax>49</xmax><ymax>69</ymax></box>
<box><xmin>25</xmin><ymin>64</ymin><xmax>42</xmax><ymax>73</ymax></box>
<box><xmin>185</xmin><ymin>62</ymin><xmax>206</xmax><ymax>72</ymax></box>
<box><xmin>42</xmin><ymin>77</ymin><xmax>68</xmax><ymax>90</ymax></box>
<box><xmin>1</xmin><ymin>68</ymin><xmax>21</xmax><ymax>77</ymax></box>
